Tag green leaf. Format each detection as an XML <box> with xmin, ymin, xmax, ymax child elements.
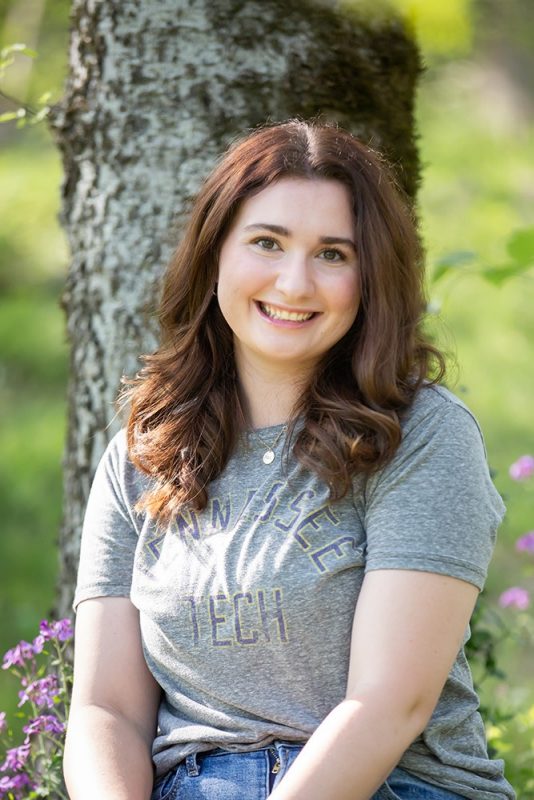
<box><xmin>0</xmin><ymin>107</ymin><xmax>26</xmax><ymax>122</ymax></box>
<box><xmin>30</xmin><ymin>106</ymin><xmax>51</xmax><ymax>125</ymax></box>
<box><xmin>505</xmin><ymin>227</ymin><xmax>534</xmax><ymax>267</ymax></box>
<box><xmin>482</xmin><ymin>261</ymin><xmax>534</xmax><ymax>285</ymax></box>
<box><xmin>431</xmin><ymin>250</ymin><xmax>477</xmax><ymax>282</ymax></box>
<box><xmin>0</xmin><ymin>43</ymin><xmax>37</xmax><ymax>59</ymax></box>
<box><xmin>0</xmin><ymin>111</ymin><xmax>21</xmax><ymax>122</ymax></box>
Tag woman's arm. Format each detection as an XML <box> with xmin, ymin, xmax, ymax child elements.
<box><xmin>269</xmin><ymin>569</ymin><xmax>479</xmax><ymax>800</ymax></box>
<box><xmin>63</xmin><ymin>597</ymin><xmax>161</xmax><ymax>800</ymax></box>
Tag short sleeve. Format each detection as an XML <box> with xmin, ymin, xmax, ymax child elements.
<box><xmin>363</xmin><ymin>390</ymin><xmax>506</xmax><ymax>590</ymax></box>
<box><xmin>73</xmin><ymin>429</ymin><xmax>141</xmax><ymax>610</ymax></box>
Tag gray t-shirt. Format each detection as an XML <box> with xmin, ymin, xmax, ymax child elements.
<box><xmin>74</xmin><ymin>384</ymin><xmax>514</xmax><ymax>799</ymax></box>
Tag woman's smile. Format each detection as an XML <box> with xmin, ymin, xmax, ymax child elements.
<box><xmin>256</xmin><ymin>301</ymin><xmax>319</xmax><ymax>325</ymax></box>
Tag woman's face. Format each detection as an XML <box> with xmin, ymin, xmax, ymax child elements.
<box><xmin>217</xmin><ymin>177</ymin><xmax>360</xmax><ymax>380</ymax></box>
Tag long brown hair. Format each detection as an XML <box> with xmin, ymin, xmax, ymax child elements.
<box><xmin>124</xmin><ymin>120</ymin><xmax>445</xmax><ymax>520</ymax></box>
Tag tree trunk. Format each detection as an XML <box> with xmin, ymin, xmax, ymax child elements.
<box><xmin>50</xmin><ymin>0</ymin><xmax>421</xmax><ymax>618</ymax></box>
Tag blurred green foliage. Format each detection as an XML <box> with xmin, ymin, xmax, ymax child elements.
<box><xmin>389</xmin><ymin>0</ymin><xmax>474</xmax><ymax>54</ymax></box>
<box><xmin>0</xmin><ymin>0</ymin><xmax>533</xmax><ymax>793</ymax></box>
<box><xmin>0</xmin><ymin>44</ymin><xmax>51</xmax><ymax>126</ymax></box>
<box><xmin>0</xmin><ymin>0</ymin><xmax>69</xmax><ymax>107</ymax></box>
<box><xmin>0</xmin><ymin>144</ymin><xmax>67</xmax><ymax>728</ymax></box>
<box><xmin>0</xmin><ymin>0</ymin><xmax>70</xmax><ymax>728</ymax></box>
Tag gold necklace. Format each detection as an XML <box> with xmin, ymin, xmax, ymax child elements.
<box><xmin>253</xmin><ymin>425</ymin><xmax>288</xmax><ymax>464</ymax></box>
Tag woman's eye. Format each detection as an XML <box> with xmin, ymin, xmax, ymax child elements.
<box><xmin>252</xmin><ymin>237</ymin><xmax>279</xmax><ymax>251</ymax></box>
<box><xmin>320</xmin><ymin>248</ymin><xmax>345</xmax><ymax>263</ymax></box>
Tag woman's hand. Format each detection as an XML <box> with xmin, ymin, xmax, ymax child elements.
<box><xmin>269</xmin><ymin>569</ymin><xmax>478</xmax><ymax>800</ymax></box>
<box><xmin>63</xmin><ymin>597</ymin><xmax>161</xmax><ymax>800</ymax></box>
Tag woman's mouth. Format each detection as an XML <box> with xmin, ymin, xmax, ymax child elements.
<box><xmin>257</xmin><ymin>302</ymin><xmax>317</xmax><ymax>322</ymax></box>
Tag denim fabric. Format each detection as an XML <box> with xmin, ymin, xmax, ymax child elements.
<box><xmin>151</xmin><ymin>744</ymin><xmax>465</xmax><ymax>800</ymax></box>
<box><xmin>381</xmin><ymin>767</ymin><xmax>466</xmax><ymax>800</ymax></box>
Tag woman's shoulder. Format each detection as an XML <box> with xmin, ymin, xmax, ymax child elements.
<box><xmin>94</xmin><ymin>426</ymin><xmax>151</xmax><ymax>498</ymax></box>
<box><xmin>401</xmin><ymin>383</ymin><xmax>485</xmax><ymax>443</ymax></box>
<box><xmin>386</xmin><ymin>383</ymin><xmax>495</xmax><ymax>476</ymax></box>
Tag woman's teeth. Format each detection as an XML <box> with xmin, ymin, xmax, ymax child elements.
<box><xmin>259</xmin><ymin>303</ymin><xmax>314</xmax><ymax>322</ymax></box>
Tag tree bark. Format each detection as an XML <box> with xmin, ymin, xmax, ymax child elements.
<box><xmin>50</xmin><ymin>0</ymin><xmax>421</xmax><ymax>618</ymax></box>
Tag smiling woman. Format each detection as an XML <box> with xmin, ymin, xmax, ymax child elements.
<box><xmin>64</xmin><ymin>121</ymin><xmax>515</xmax><ymax>800</ymax></box>
<box><xmin>123</xmin><ymin>121</ymin><xmax>441</xmax><ymax>517</ymax></box>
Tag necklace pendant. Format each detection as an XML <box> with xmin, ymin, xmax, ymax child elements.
<box><xmin>263</xmin><ymin>449</ymin><xmax>275</xmax><ymax>465</ymax></box>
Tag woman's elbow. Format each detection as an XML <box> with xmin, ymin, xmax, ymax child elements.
<box><xmin>344</xmin><ymin>682</ymin><xmax>437</xmax><ymax>741</ymax></box>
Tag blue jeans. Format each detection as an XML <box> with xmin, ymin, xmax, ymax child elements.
<box><xmin>151</xmin><ymin>741</ymin><xmax>465</xmax><ymax>799</ymax></box>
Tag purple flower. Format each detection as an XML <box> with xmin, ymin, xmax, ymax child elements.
<box><xmin>23</xmin><ymin>714</ymin><xmax>65</xmax><ymax>739</ymax></box>
<box><xmin>32</xmin><ymin>634</ymin><xmax>45</xmax><ymax>655</ymax></box>
<box><xmin>499</xmin><ymin>586</ymin><xmax>530</xmax><ymax>610</ymax></box>
<box><xmin>2</xmin><ymin>642</ymin><xmax>34</xmax><ymax>671</ymax></box>
<box><xmin>509</xmin><ymin>454</ymin><xmax>534</xmax><ymax>481</ymax></box>
<box><xmin>36</xmin><ymin>618</ymin><xmax>74</xmax><ymax>644</ymax></box>
<box><xmin>18</xmin><ymin>675</ymin><xmax>59</xmax><ymax>709</ymax></box>
<box><xmin>0</xmin><ymin>743</ymin><xmax>30</xmax><ymax>772</ymax></box>
<box><xmin>38</xmin><ymin>620</ymin><xmax>55</xmax><ymax>641</ymax></box>
<box><xmin>0</xmin><ymin>772</ymin><xmax>32</xmax><ymax>799</ymax></box>
<box><xmin>53</xmin><ymin>618</ymin><xmax>74</xmax><ymax>642</ymax></box>
<box><xmin>516</xmin><ymin>531</ymin><xmax>534</xmax><ymax>555</ymax></box>
<box><xmin>0</xmin><ymin>712</ymin><xmax>6</xmax><ymax>734</ymax></box>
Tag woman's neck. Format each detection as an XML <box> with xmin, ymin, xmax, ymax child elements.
<box><xmin>236</xmin><ymin>356</ymin><xmax>310</xmax><ymax>429</ymax></box>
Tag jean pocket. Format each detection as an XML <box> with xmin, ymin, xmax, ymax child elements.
<box><xmin>151</xmin><ymin>765</ymin><xmax>181</xmax><ymax>800</ymax></box>
<box><xmin>372</xmin><ymin>781</ymin><xmax>402</xmax><ymax>800</ymax></box>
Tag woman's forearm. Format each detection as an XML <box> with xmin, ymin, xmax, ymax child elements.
<box><xmin>270</xmin><ymin>693</ymin><xmax>427</xmax><ymax>800</ymax></box>
<box><xmin>63</xmin><ymin>704</ymin><xmax>155</xmax><ymax>800</ymax></box>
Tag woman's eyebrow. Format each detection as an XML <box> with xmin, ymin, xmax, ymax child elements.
<box><xmin>244</xmin><ymin>223</ymin><xmax>290</xmax><ymax>235</ymax></box>
<box><xmin>244</xmin><ymin>224</ymin><xmax>356</xmax><ymax>251</ymax></box>
<box><xmin>320</xmin><ymin>235</ymin><xmax>357</xmax><ymax>251</ymax></box>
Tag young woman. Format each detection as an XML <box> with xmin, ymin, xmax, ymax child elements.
<box><xmin>63</xmin><ymin>121</ymin><xmax>514</xmax><ymax>800</ymax></box>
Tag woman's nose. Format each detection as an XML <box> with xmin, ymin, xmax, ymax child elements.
<box><xmin>274</xmin><ymin>253</ymin><xmax>314</xmax><ymax>299</ymax></box>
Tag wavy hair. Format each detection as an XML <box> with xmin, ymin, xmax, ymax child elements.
<box><xmin>124</xmin><ymin>120</ymin><xmax>445</xmax><ymax>520</ymax></box>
